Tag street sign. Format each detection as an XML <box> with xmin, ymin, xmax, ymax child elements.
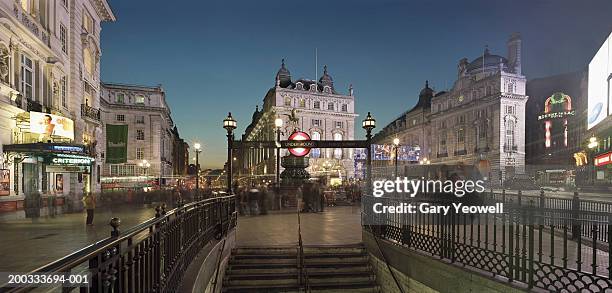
<box><xmin>288</xmin><ymin>131</ymin><xmax>311</xmax><ymax>157</ymax></box>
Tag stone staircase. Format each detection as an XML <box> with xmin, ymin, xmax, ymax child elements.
<box><xmin>222</xmin><ymin>244</ymin><xmax>380</xmax><ymax>292</ymax></box>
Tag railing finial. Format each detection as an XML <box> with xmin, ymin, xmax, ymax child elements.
<box><xmin>110</xmin><ymin>217</ymin><xmax>121</xmax><ymax>237</ymax></box>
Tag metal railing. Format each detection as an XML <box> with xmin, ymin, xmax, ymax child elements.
<box><xmin>1</xmin><ymin>195</ymin><xmax>236</xmax><ymax>293</ymax></box>
<box><xmin>296</xmin><ymin>197</ymin><xmax>310</xmax><ymax>292</ymax></box>
<box><xmin>363</xmin><ymin>195</ymin><xmax>612</xmax><ymax>292</ymax></box>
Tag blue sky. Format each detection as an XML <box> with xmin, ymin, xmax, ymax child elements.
<box><xmin>101</xmin><ymin>0</ymin><xmax>612</xmax><ymax>168</ymax></box>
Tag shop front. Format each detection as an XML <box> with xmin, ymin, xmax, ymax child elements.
<box><xmin>0</xmin><ymin>143</ymin><xmax>94</xmax><ymax>217</ymax></box>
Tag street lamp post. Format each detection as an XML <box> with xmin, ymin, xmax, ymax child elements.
<box><xmin>139</xmin><ymin>160</ymin><xmax>151</xmax><ymax>187</ymax></box>
<box><xmin>223</xmin><ymin>112</ymin><xmax>237</xmax><ymax>194</ymax></box>
<box><xmin>275</xmin><ymin>118</ymin><xmax>283</xmax><ymax>189</ymax></box>
<box><xmin>362</xmin><ymin>112</ymin><xmax>376</xmax><ymax>195</ymax></box>
<box><xmin>194</xmin><ymin>143</ymin><xmax>201</xmax><ymax>197</ymax></box>
<box><xmin>393</xmin><ymin>138</ymin><xmax>400</xmax><ymax>178</ymax></box>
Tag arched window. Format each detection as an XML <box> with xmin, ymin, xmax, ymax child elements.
<box><xmin>311</xmin><ymin>131</ymin><xmax>321</xmax><ymax>158</ymax></box>
<box><xmin>333</xmin><ymin>132</ymin><xmax>343</xmax><ymax>159</ymax></box>
<box><xmin>83</xmin><ymin>46</ymin><xmax>95</xmax><ymax>77</ymax></box>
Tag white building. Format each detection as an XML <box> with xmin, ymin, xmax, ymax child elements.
<box><xmin>99</xmin><ymin>83</ymin><xmax>175</xmax><ymax>191</ymax></box>
<box><xmin>0</xmin><ymin>0</ymin><xmax>114</xmax><ymax>216</ymax></box>
<box><xmin>374</xmin><ymin>33</ymin><xmax>528</xmax><ymax>185</ymax></box>
<box><xmin>239</xmin><ymin>60</ymin><xmax>358</xmax><ymax>181</ymax></box>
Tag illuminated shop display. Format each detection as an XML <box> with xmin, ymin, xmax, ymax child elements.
<box><xmin>587</xmin><ymin>32</ymin><xmax>612</xmax><ymax>129</ymax></box>
<box><xmin>594</xmin><ymin>152</ymin><xmax>612</xmax><ymax>167</ymax></box>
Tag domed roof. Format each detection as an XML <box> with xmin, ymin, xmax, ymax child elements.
<box><xmin>319</xmin><ymin>65</ymin><xmax>334</xmax><ymax>89</ymax></box>
<box><xmin>419</xmin><ymin>80</ymin><xmax>434</xmax><ymax>98</ymax></box>
<box><xmin>275</xmin><ymin>59</ymin><xmax>292</xmax><ymax>87</ymax></box>
<box><xmin>252</xmin><ymin>105</ymin><xmax>260</xmax><ymax>121</ymax></box>
<box><xmin>466</xmin><ymin>48</ymin><xmax>507</xmax><ymax>72</ymax></box>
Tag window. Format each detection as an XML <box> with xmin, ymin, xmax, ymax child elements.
<box><xmin>457</xmin><ymin>128</ymin><xmax>465</xmax><ymax>143</ymax></box>
<box><xmin>333</xmin><ymin>133</ymin><xmax>343</xmax><ymax>159</ymax></box>
<box><xmin>327</xmin><ymin>103</ymin><xmax>334</xmax><ymax>111</ymax></box>
<box><xmin>136</xmin><ymin>129</ymin><xmax>145</xmax><ymax>140</ymax></box>
<box><xmin>21</xmin><ymin>55</ymin><xmax>33</xmax><ymax>100</ymax></box>
<box><xmin>412</xmin><ymin>119</ymin><xmax>417</xmax><ymax>126</ymax></box>
<box><xmin>82</xmin><ymin>9</ymin><xmax>94</xmax><ymax>33</ymax></box>
<box><xmin>505</xmin><ymin>119</ymin><xmax>515</xmax><ymax>149</ymax></box>
<box><xmin>437</xmin><ymin>104</ymin><xmax>441</xmax><ymax>112</ymax></box>
<box><xmin>313</xmin><ymin>101</ymin><xmax>320</xmax><ymax>109</ymax></box>
<box><xmin>60</xmin><ymin>24</ymin><xmax>67</xmax><ymax>54</ymax></box>
<box><xmin>507</xmin><ymin>83</ymin><xmax>514</xmax><ymax>93</ymax></box>
<box><xmin>299</xmin><ymin>98</ymin><xmax>306</xmax><ymax>108</ymax></box>
<box><xmin>116</xmin><ymin>93</ymin><xmax>125</xmax><ymax>104</ymax></box>
<box><xmin>312</xmin><ymin>119</ymin><xmax>321</xmax><ymax>127</ymax></box>
<box><xmin>284</xmin><ymin>97</ymin><xmax>291</xmax><ymax>106</ymax></box>
<box><xmin>458</xmin><ymin>115</ymin><xmax>465</xmax><ymax>124</ymax></box>
<box><xmin>439</xmin><ymin>131</ymin><xmax>447</xmax><ymax>146</ymax></box>
<box><xmin>20</xmin><ymin>0</ymin><xmax>37</xmax><ymax>16</ymax></box>
<box><xmin>136</xmin><ymin>147</ymin><xmax>144</xmax><ymax>160</ymax></box>
<box><xmin>505</xmin><ymin>105</ymin><xmax>514</xmax><ymax>115</ymax></box>
<box><xmin>311</xmin><ymin>131</ymin><xmax>321</xmax><ymax>158</ymax></box>
<box><xmin>135</xmin><ymin>95</ymin><xmax>145</xmax><ymax>105</ymax></box>
<box><xmin>116</xmin><ymin>114</ymin><xmax>125</xmax><ymax>122</ymax></box>
<box><xmin>335</xmin><ymin>121</ymin><xmax>343</xmax><ymax>128</ymax></box>
<box><xmin>83</xmin><ymin>47</ymin><xmax>94</xmax><ymax>77</ymax></box>
<box><xmin>479</xmin><ymin>124</ymin><xmax>487</xmax><ymax>138</ymax></box>
<box><xmin>341</xmin><ymin>104</ymin><xmax>348</xmax><ymax>112</ymax></box>
<box><xmin>84</xmin><ymin>83</ymin><xmax>93</xmax><ymax>106</ymax></box>
<box><xmin>136</xmin><ymin>115</ymin><xmax>145</xmax><ymax>124</ymax></box>
<box><xmin>61</xmin><ymin>76</ymin><xmax>67</xmax><ymax>107</ymax></box>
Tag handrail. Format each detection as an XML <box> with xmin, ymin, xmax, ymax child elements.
<box><xmin>1</xmin><ymin>195</ymin><xmax>236</xmax><ymax>293</ymax></box>
<box><xmin>297</xmin><ymin>192</ymin><xmax>310</xmax><ymax>292</ymax></box>
<box><xmin>212</xmin><ymin>196</ymin><xmax>237</xmax><ymax>293</ymax></box>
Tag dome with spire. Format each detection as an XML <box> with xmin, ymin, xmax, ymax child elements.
<box><xmin>275</xmin><ymin>59</ymin><xmax>292</xmax><ymax>87</ymax></box>
<box><xmin>407</xmin><ymin>80</ymin><xmax>433</xmax><ymax>113</ymax></box>
<box><xmin>466</xmin><ymin>47</ymin><xmax>507</xmax><ymax>73</ymax></box>
<box><xmin>319</xmin><ymin>65</ymin><xmax>334</xmax><ymax>89</ymax></box>
<box><xmin>251</xmin><ymin>105</ymin><xmax>260</xmax><ymax>122</ymax></box>
<box><xmin>419</xmin><ymin>80</ymin><xmax>434</xmax><ymax>98</ymax></box>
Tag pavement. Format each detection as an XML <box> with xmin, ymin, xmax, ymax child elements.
<box><xmin>235</xmin><ymin>206</ymin><xmax>363</xmax><ymax>246</ymax></box>
<box><xmin>0</xmin><ymin>205</ymin><xmax>159</xmax><ymax>272</ymax></box>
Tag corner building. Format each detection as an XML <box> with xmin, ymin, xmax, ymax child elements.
<box><xmin>375</xmin><ymin>33</ymin><xmax>528</xmax><ymax>186</ymax></box>
<box><xmin>239</xmin><ymin>61</ymin><xmax>358</xmax><ymax>181</ymax></box>
<box><xmin>0</xmin><ymin>0</ymin><xmax>114</xmax><ymax>217</ymax></box>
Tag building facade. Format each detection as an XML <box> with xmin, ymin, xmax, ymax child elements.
<box><xmin>525</xmin><ymin>70</ymin><xmax>587</xmax><ymax>186</ymax></box>
<box><xmin>99</xmin><ymin>83</ymin><xmax>176</xmax><ymax>191</ymax></box>
<box><xmin>374</xmin><ymin>33</ymin><xmax>528</xmax><ymax>186</ymax></box>
<box><xmin>0</xmin><ymin>0</ymin><xmax>114</xmax><ymax>215</ymax></box>
<box><xmin>238</xmin><ymin>61</ymin><xmax>358</xmax><ymax>183</ymax></box>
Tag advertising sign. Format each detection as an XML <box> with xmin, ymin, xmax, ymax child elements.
<box><xmin>372</xmin><ymin>144</ymin><xmax>421</xmax><ymax>162</ymax></box>
<box><xmin>594</xmin><ymin>152</ymin><xmax>612</xmax><ymax>167</ymax></box>
<box><xmin>106</xmin><ymin>124</ymin><xmax>128</xmax><ymax>163</ymax></box>
<box><xmin>588</xmin><ymin>32</ymin><xmax>612</xmax><ymax>129</ymax></box>
<box><xmin>29</xmin><ymin>112</ymin><xmax>75</xmax><ymax>140</ymax></box>
<box><xmin>0</xmin><ymin>169</ymin><xmax>9</xmax><ymax>196</ymax></box>
<box><xmin>55</xmin><ymin>174</ymin><xmax>63</xmax><ymax>194</ymax></box>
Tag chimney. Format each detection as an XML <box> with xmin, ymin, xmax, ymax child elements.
<box><xmin>507</xmin><ymin>32</ymin><xmax>522</xmax><ymax>74</ymax></box>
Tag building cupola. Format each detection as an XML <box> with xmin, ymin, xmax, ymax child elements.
<box><xmin>319</xmin><ymin>65</ymin><xmax>334</xmax><ymax>90</ymax></box>
<box><xmin>275</xmin><ymin>59</ymin><xmax>292</xmax><ymax>88</ymax></box>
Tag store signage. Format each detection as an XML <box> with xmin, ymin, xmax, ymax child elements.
<box><xmin>538</xmin><ymin>110</ymin><xmax>575</xmax><ymax>121</ymax></box>
<box><xmin>594</xmin><ymin>152</ymin><xmax>612</xmax><ymax>167</ymax></box>
<box><xmin>50</xmin><ymin>145</ymin><xmax>84</xmax><ymax>153</ymax></box>
<box><xmin>45</xmin><ymin>154</ymin><xmax>94</xmax><ymax>166</ymax></box>
<box><xmin>287</xmin><ymin>131</ymin><xmax>311</xmax><ymax>157</ymax></box>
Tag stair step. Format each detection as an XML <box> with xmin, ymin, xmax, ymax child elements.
<box><xmin>306</xmin><ymin>266</ymin><xmax>372</xmax><ymax>274</ymax></box>
<box><xmin>305</xmin><ymin>259</ymin><xmax>370</xmax><ymax>268</ymax></box>
<box><xmin>306</xmin><ymin>271</ymin><xmax>374</xmax><ymax>279</ymax></box>
<box><xmin>230</xmin><ymin>258</ymin><xmax>297</xmax><ymax>265</ymax></box>
<box><xmin>232</xmin><ymin>253</ymin><xmax>297</xmax><ymax>259</ymax></box>
<box><xmin>304</xmin><ymin>252</ymin><xmax>367</xmax><ymax>258</ymax></box>
<box><xmin>229</xmin><ymin>263</ymin><xmax>298</xmax><ymax>270</ymax></box>
<box><xmin>222</xmin><ymin>284</ymin><xmax>300</xmax><ymax>293</ymax></box>
<box><xmin>227</xmin><ymin>267</ymin><xmax>299</xmax><ymax>275</ymax></box>
<box><xmin>309</xmin><ymin>281</ymin><xmax>379</xmax><ymax>290</ymax></box>
<box><xmin>233</xmin><ymin>246</ymin><xmax>297</xmax><ymax>255</ymax></box>
<box><xmin>304</xmin><ymin>256</ymin><xmax>368</xmax><ymax>264</ymax></box>
<box><xmin>307</xmin><ymin>275</ymin><xmax>375</xmax><ymax>285</ymax></box>
<box><xmin>225</xmin><ymin>272</ymin><xmax>298</xmax><ymax>280</ymax></box>
<box><xmin>223</xmin><ymin>277</ymin><xmax>298</xmax><ymax>287</ymax></box>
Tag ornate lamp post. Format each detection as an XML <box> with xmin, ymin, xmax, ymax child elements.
<box><xmin>275</xmin><ymin>118</ymin><xmax>283</xmax><ymax>189</ymax></box>
<box><xmin>139</xmin><ymin>160</ymin><xmax>151</xmax><ymax>189</ymax></box>
<box><xmin>393</xmin><ymin>137</ymin><xmax>400</xmax><ymax>178</ymax></box>
<box><xmin>194</xmin><ymin>143</ymin><xmax>202</xmax><ymax>196</ymax></box>
<box><xmin>362</xmin><ymin>112</ymin><xmax>376</xmax><ymax>195</ymax></box>
<box><xmin>223</xmin><ymin>112</ymin><xmax>237</xmax><ymax>194</ymax></box>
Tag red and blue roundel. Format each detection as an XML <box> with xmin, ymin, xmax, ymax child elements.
<box><xmin>288</xmin><ymin>131</ymin><xmax>311</xmax><ymax>157</ymax></box>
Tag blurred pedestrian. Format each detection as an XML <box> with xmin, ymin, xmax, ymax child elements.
<box><xmin>82</xmin><ymin>193</ymin><xmax>96</xmax><ymax>225</ymax></box>
<box><xmin>259</xmin><ymin>185</ymin><xmax>268</xmax><ymax>215</ymax></box>
<box><xmin>248</xmin><ymin>184</ymin><xmax>260</xmax><ymax>215</ymax></box>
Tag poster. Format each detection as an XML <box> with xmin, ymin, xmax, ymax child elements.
<box><xmin>55</xmin><ymin>174</ymin><xmax>63</xmax><ymax>194</ymax></box>
<box><xmin>29</xmin><ymin>111</ymin><xmax>75</xmax><ymax>139</ymax></box>
<box><xmin>0</xmin><ymin>169</ymin><xmax>9</xmax><ymax>196</ymax></box>
<box><xmin>106</xmin><ymin>124</ymin><xmax>128</xmax><ymax>163</ymax></box>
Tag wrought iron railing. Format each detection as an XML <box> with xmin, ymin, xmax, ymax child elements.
<box><xmin>363</xmin><ymin>195</ymin><xmax>612</xmax><ymax>292</ymax></box>
<box><xmin>1</xmin><ymin>195</ymin><xmax>236</xmax><ymax>292</ymax></box>
<box><xmin>81</xmin><ymin>104</ymin><xmax>101</xmax><ymax>121</ymax></box>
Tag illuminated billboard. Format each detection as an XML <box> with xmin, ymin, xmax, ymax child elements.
<box><xmin>587</xmin><ymin>32</ymin><xmax>612</xmax><ymax>129</ymax></box>
<box><xmin>372</xmin><ymin>144</ymin><xmax>421</xmax><ymax>162</ymax></box>
<box><xmin>30</xmin><ymin>112</ymin><xmax>74</xmax><ymax>140</ymax></box>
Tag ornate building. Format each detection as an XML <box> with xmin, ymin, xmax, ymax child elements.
<box><xmin>238</xmin><ymin>60</ymin><xmax>358</xmax><ymax>182</ymax></box>
<box><xmin>99</xmin><ymin>83</ymin><xmax>177</xmax><ymax>190</ymax></box>
<box><xmin>374</xmin><ymin>33</ymin><xmax>528</xmax><ymax>186</ymax></box>
<box><xmin>0</xmin><ymin>0</ymin><xmax>114</xmax><ymax>216</ymax></box>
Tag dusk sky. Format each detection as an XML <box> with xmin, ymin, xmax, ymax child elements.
<box><xmin>101</xmin><ymin>0</ymin><xmax>612</xmax><ymax>168</ymax></box>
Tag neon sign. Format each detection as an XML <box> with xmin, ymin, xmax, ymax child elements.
<box><xmin>594</xmin><ymin>152</ymin><xmax>612</xmax><ymax>167</ymax></box>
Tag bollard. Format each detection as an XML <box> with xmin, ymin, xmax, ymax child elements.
<box><xmin>571</xmin><ymin>192</ymin><xmax>580</xmax><ymax>240</ymax></box>
<box><xmin>110</xmin><ymin>217</ymin><xmax>121</xmax><ymax>237</ymax></box>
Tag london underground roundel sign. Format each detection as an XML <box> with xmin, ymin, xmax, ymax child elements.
<box><xmin>288</xmin><ymin>131</ymin><xmax>311</xmax><ymax>157</ymax></box>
